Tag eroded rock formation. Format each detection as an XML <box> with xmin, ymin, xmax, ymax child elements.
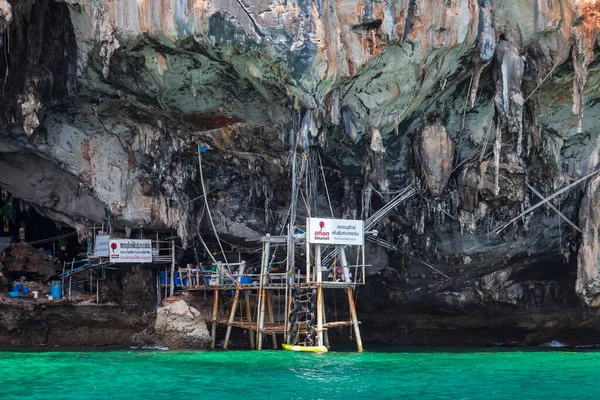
<box><xmin>1</xmin><ymin>0</ymin><xmax>600</xmax><ymax>344</ymax></box>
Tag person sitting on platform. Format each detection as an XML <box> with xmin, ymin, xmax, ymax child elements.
<box><xmin>335</xmin><ymin>265</ymin><xmax>344</xmax><ymax>282</ymax></box>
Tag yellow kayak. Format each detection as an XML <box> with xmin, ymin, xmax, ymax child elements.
<box><xmin>282</xmin><ymin>343</ymin><xmax>328</xmax><ymax>353</ymax></box>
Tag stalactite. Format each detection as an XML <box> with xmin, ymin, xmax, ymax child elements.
<box><xmin>493</xmin><ymin>124</ymin><xmax>501</xmax><ymax>196</ymax></box>
<box><xmin>570</xmin><ymin>19</ymin><xmax>595</xmax><ymax>134</ymax></box>
<box><xmin>470</xmin><ymin>0</ymin><xmax>495</xmax><ymax>107</ymax></box>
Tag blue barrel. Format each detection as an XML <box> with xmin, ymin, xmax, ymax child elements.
<box><xmin>50</xmin><ymin>281</ymin><xmax>62</xmax><ymax>299</ymax></box>
<box><xmin>159</xmin><ymin>271</ymin><xmax>167</xmax><ymax>285</ymax></box>
<box><xmin>240</xmin><ymin>276</ymin><xmax>253</xmax><ymax>284</ymax></box>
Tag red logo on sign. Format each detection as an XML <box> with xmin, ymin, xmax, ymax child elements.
<box><xmin>319</xmin><ymin>221</ymin><xmax>325</xmax><ymax>231</ymax></box>
<box><xmin>110</xmin><ymin>242</ymin><xmax>118</xmax><ymax>252</ymax></box>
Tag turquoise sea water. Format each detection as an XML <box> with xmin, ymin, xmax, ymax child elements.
<box><xmin>2</xmin><ymin>347</ymin><xmax>600</xmax><ymax>399</ymax></box>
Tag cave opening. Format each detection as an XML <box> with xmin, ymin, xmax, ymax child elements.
<box><xmin>0</xmin><ymin>189</ymin><xmax>78</xmax><ymax>263</ymax></box>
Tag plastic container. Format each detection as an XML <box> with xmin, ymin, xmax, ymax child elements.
<box><xmin>239</xmin><ymin>276</ymin><xmax>253</xmax><ymax>284</ymax></box>
<box><xmin>23</xmin><ymin>287</ymin><xmax>30</xmax><ymax>295</ymax></box>
<box><xmin>159</xmin><ymin>271</ymin><xmax>167</xmax><ymax>285</ymax></box>
<box><xmin>50</xmin><ymin>281</ymin><xmax>62</xmax><ymax>299</ymax></box>
<box><xmin>33</xmin><ymin>291</ymin><xmax>38</xmax><ymax>299</ymax></box>
<box><xmin>8</xmin><ymin>291</ymin><xmax>20</xmax><ymax>298</ymax></box>
<box><xmin>15</xmin><ymin>283</ymin><xmax>22</xmax><ymax>292</ymax></box>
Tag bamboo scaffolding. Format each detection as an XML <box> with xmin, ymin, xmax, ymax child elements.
<box><xmin>527</xmin><ymin>184</ymin><xmax>582</xmax><ymax>232</ymax></box>
<box><xmin>490</xmin><ymin>169</ymin><xmax>600</xmax><ymax>235</ymax></box>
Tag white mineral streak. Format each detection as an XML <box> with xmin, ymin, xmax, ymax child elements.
<box><xmin>370</xmin><ymin>128</ymin><xmax>385</xmax><ymax>154</ymax></box>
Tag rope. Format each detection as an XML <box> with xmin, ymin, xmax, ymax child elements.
<box><xmin>198</xmin><ymin>147</ymin><xmax>229</xmax><ymax>265</ymax></box>
<box><xmin>26</xmin><ymin>231</ymin><xmax>78</xmax><ymax>245</ymax></box>
<box><xmin>318</xmin><ymin>151</ymin><xmax>335</xmax><ymax>218</ymax></box>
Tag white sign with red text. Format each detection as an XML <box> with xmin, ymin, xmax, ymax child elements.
<box><xmin>307</xmin><ymin>218</ymin><xmax>364</xmax><ymax>246</ymax></box>
<box><xmin>109</xmin><ymin>239</ymin><xmax>152</xmax><ymax>263</ymax></box>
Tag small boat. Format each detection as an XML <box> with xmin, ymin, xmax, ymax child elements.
<box><xmin>282</xmin><ymin>343</ymin><xmax>328</xmax><ymax>353</ymax></box>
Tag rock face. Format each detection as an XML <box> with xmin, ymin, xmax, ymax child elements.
<box><xmin>153</xmin><ymin>299</ymin><xmax>210</xmax><ymax>349</ymax></box>
<box><xmin>413</xmin><ymin>120</ymin><xmax>454</xmax><ymax>198</ymax></box>
<box><xmin>0</xmin><ymin>0</ymin><xmax>600</xmax><ymax>344</ymax></box>
<box><xmin>0</xmin><ymin>302</ymin><xmax>151</xmax><ymax>347</ymax></box>
<box><xmin>576</xmin><ymin>175</ymin><xmax>600</xmax><ymax>306</ymax></box>
<box><xmin>3</xmin><ymin>243</ymin><xmax>60</xmax><ymax>280</ymax></box>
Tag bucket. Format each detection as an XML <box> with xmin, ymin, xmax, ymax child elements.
<box><xmin>23</xmin><ymin>287</ymin><xmax>30</xmax><ymax>295</ymax></box>
<box><xmin>50</xmin><ymin>281</ymin><xmax>62</xmax><ymax>299</ymax></box>
<box><xmin>33</xmin><ymin>291</ymin><xmax>38</xmax><ymax>299</ymax></box>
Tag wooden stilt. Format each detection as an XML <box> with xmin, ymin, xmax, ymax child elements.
<box><xmin>224</xmin><ymin>289</ymin><xmax>240</xmax><ymax>349</ymax></box>
<box><xmin>96</xmin><ymin>271</ymin><xmax>99</xmax><ymax>304</ymax></box>
<box><xmin>210</xmin><ymin>289</ymin><xmax>219</xmax><ymax>349</ymax></box>
<box><xmin>257</xmin><ymin>238</ymin><xmax>270</xmax><ymax>350</ymax></box>
<box><xmin>347</xmin><ymin>287</ymin><xmax>363</xmax><ymax>352</ymax></box>
<box><xmin>322</xmin><ymin>295</ymin><xmax>330</xmax><ymax>349</ymax></box>
<box><xmin>266</xmin><ymin>291</ymin><xmax>277</xmax><ymax>349</ymax></box>
<box><xmin>257</xmin><ymin>287</ymin><xmax>266</xmax><ymax>350</ymax></box>
<box><xmin>316</xmin><ymin>286</ymin><xmax>324</xmax><ymax>347</ymax></box>
<box><xmin>245</xmin><ymin>291</ymin><xmax>255</xmax><ymax>349</ymax></box>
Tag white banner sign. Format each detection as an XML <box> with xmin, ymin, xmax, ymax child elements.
<box><xmin>94</xmin><ymin>235</ymin><xmax>110</xmax><ymax>257</ymax></box>
<box><xmin>109</xmin><ymin>239</ymin><xmax>153</xmax><ymax>263</ymax></box>
<box><xmin>307</xmin><ymin>218</ymin><xmax>364</xmax><ymax>246</ymax></box>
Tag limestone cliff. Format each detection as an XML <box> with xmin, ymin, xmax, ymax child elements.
<box><xmin>1</xmin><ymin>0</ymin><xmax>600</xmax><ymax>343</ymax></box>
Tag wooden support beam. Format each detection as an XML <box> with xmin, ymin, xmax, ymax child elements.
<box><xmin>322</xmin><ymin>293</ymin><xmax>330</xmax><ymax>349</ymax></box>
<box><xmin>257</xmin><ymin>238</ymin><xmax>270</xmax><ymax>350</ymax></box>
<box><xmin>223</xmin><ymin>289</ymin><xmax>240</xmax><ymax>350</ymax></box>
<box><xmin>245</xmin><ymin>291</ymin><xmax>255</xmax><ymax>349</ymax></box>
<box><xmin>347</xmin><ymin>287</ymin><xmax>363</xmax><ymax>352</ymax></box>
<box><xmin>316</xmin><ymin>286</ymin><xmax>324</xmax><ymax>347</ymax></box>
<box><xmin>322</xmin><ymin>321</ymin><xmax>357</xmax><ymax>329</ymax></box>
<box><xmin>266</xmin><ymin>291</ymin><xmax>277</xmax><ymax>349</ymax></box>
<box><xmin>210</xmin><ymin>290</ymin><xmax>219</xmax><ymax>349</ymax></box>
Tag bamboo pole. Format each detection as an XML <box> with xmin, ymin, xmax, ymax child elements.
<box><xmin>245</xmin><ymin>291</ymin><xmax>255</xmax><ymax>349</ymax></box>
<box><xmin>491</xmin><ymin>169</ymin><xmax>600</xmax><ymax>235</ymax></box>
<box><xmin>96</xmin><ymin>270</ymin><xmax>99</xmax><ymax>304</ymax></box>
<box><xmin>347</xmin><ymin>287</ymin><xmax>363</xmax><ymax>352</ymax></box>
<box><xmin>266</xmin><ymin>291</ymin><xmax>277</xmax><ymax>349</ymax></box>
<box><xmin>322</xmin><ymin>293</ymin><xmax>330</xmax><ymax>349</ymax></box>
<box><xmin>210</xmin><ymin>289</ymin><xmax>219</xmax><ymax>349</ymax></box>
<box><xmin>223</xmin><ymin>288</ymin><xmax>240</xmax><ymax>349</ymax></box>
<box><xmin>257</xmin><ymin>237</ymin><xmax>270</xmax><ymax>350</ymax></box>
<box><xmin>527</xmin><ymin>184</ymin><xmax>582</xmax><ymax>232</ymax></box>
<box><xmin>316</xmin><ymin>244</ymin><xmax>323</xmax><ymax>347</ymax></box>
